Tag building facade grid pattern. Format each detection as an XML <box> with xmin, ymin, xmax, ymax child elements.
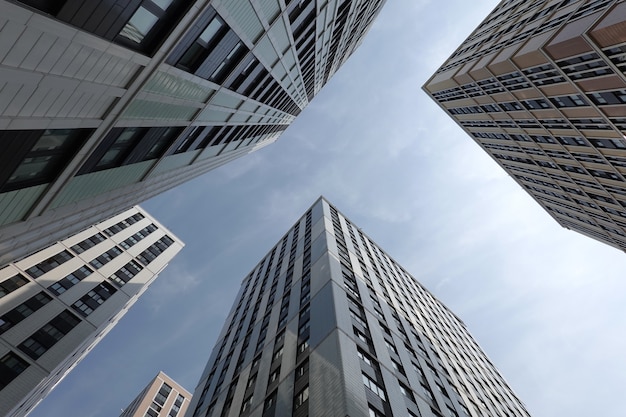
<box><xmin>185</xmin><ymin>198</ymin><xmax>530</xmax><ymax>417</ymax></box>
<box><xmin>425</xmin><ymin>0</ymin><xmax>626</xmax><ymax>253</ymax></box>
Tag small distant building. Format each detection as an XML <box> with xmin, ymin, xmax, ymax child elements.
<box><xmin>120</xmin><ymin>371</ymin><xmax>192</xmax><ymax>417</ymax></box>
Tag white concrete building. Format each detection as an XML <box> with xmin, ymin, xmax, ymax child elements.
<box><xmin>0</xmin><ymin>206</ymin><xmax>183</xmax><ymax>417</ymax></box>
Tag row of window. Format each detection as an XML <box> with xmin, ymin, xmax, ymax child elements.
<box><xmin>329</xmin><ymin>205</ymin><xmax>494</xmax><ymax>416</ymax></box>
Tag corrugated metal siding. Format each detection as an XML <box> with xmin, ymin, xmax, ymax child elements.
<box><xmin>218</xmin><ymin>0</ymin><xmax>264</xmax><ymax>43</ymax></box>
<box><xmin>49</xmin><ymin>162</ymin><xmax>153</xmax><ymax>208</ymax></box>
<box><xmin>0</xmin><ymin>185</ymin><xmax>47</xmax><ymax>226</ymax></box>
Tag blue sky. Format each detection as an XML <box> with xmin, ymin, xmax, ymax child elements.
<box><xmin>30</xmin><ymin>1</ymin><xmax>626</xmax><ymax>417</ymax></box>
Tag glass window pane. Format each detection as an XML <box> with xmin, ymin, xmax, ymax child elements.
<box><xmin>152</xmin><ymin>0</ymin><xmax>173</xmax><ymax>10</ymax></box>
<box><xmin>120</xmin><ymin>7</ymin><xmax>159</xmax><ymax>43</ymax></box>
<box><xmin>199</xmin><ymin>18</ymin><xmax>223</xmax><ymax>45</ymax></box>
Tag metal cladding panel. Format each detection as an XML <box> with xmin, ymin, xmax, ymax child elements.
<box><xmin>218</xmin><ymin>0</ymin><xmax>264</xmax><ymax>43</ymax></box>
<box><xmin>309</xmin><ymin>278</ymin><xmax>336</xmax><ymax>350</ymax></box>
<box><xmin>0</xmin><ymin>185</ymin><xmax>47</xmax><ymax>227</ymax></box>
<box><xmin>48</xmin><ymin>161</ymin><xmax>154</xmax><ymax>209</ymax></box>
<box><xmin>308</xmin><ymin>330</ymin><xmax>348</xmax><ymax>417</ymax></box>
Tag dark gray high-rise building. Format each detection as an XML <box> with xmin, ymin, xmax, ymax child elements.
<box><xmin>185</xmin><ymin>197</ymin><xmax>530</xmax><ymax>417</ymax></box>
<box><xmin>424</xmin><ymin>0</ymin><xmax>626</xmax><ymax>252</ymax></box>
<box><xmin>0</xmin><ymin>0</ymin><xmax>386</xmax><ymax>264</ymax></box>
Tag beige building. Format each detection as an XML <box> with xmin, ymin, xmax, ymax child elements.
<box><xmin>120</xmin><ymin>371</ymin><xmax>191</xmax><ymax>417</ymax></box>
<box><xmin>0</xmin><ymin>206</ymin><xmax>183</xmax><ymax>417</ymax></box>
<box><xmin>424</xmin><ymin>0</ymin><xmax>626</xmax><ymax>252</ymax></box>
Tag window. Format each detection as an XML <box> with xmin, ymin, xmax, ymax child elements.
<box><xmin>369</xmin><ymin>405</ymin><xmax>385</xmax><ymax>417</ymax></box>
<box><xmin>71</xmin><ymin>233</ymin><xmax>106</xmax><ymax>254</ymax></box>
<box><xmin>264</xmin><ymin>390</ymin><xmax>277</xmax><ymax>411</ymax></box>
<box><xmin>116</xmin><ymin>0</ymin><xmax>182</xmax><ymax>53</ymax></box>
<box><xmin>399</xmin><ymin>382</ymin><xmax>415</xmax><ymax>402</ymax></box>
<box><xmin>120</xmin><ymin>225</ymin><xmax>158</xmax><ymax>249</ymax></box>
<box><xmin>0</xmin><ymin>292</ymin><xmax>52</xmax><ymax>335</ymax></box>
<box><xmin>72</xmin><ymin>282</ymin><xmax>117</xmax><ymax>317</ymax></box>
<box><xmin>18</xmin><ymin>310</ymin><xmax>81</xmax><ymax>359</ymax></box>
<box><xmin>294</xmin><ymin>386</ymin><xmax>309</xmax><ymax>409</ymax></box>
<box><xmin>241</xmin><ymin>394</ymin><xmax>253</xmax><ymax>413</ymax></box>
<box><xmin>178</xmin><ymin>15</ymin><xmax>226</xmax><ymax>71</ymax></box>
<box><xmin>0</xmin><ymin>129</ymin><xmax>92</xmax><ymax>192</ymax></box>
<box><xmin>0</xmin><ymin>273</ymin><xmax>29</xmax><ymax>299</ymax></box>
<box><xmin>357</xmin><ymin>349</ymin><xmax>372</xmax><ymax>366</ymax></box>
<box><xmin>90</xmin><ymin>247</ymin><xmax>123</xmax><ymax>269</ymax></box>
<box><xmin>210</xmin><ymin>42</ymin><xmax>246</xmax><ymax>83</ymax></box>
<box><xmin>109</xmin><ymin>261</ymin><xmax>144</xmax><ymax>287</ymax></box>
<box><xmin>362</xmin><ymin>373</ymin><xmax>386</xmax><ymax>400</ymax></box>
<box><xmin>103</xmin><ymin>213</ymin><xmax>145</xmax><ymax>236</ymax></box>
<box><xmin>391</xmin><ymin>359</ymin><xmax>406</xmax><ymax>376</ymax></box>
<box><xmin>272</xmin><ymin>346</ymin><xmax>283</xmax><ymax>362</ymax></box>
<box><xmin>297</xmin><ymin>339</ymin><xmax>309</xmax><ymax>355</ymax></box>
<box><xmin>168</xmin><ymin>394</ymin><xmax>184</xmax><ymax>417</ymax></box>
<box><xmin>94</xmin><ymin>128</ymin><xmax>146</xmax><ymax>172</ymax></box>
<box><xmin>298</xmin><ymin>319</ymin><xmax>310</xmax><ymax>336</ymax></box>
<box><xmin>137</xmin><ymin>237</ymin><xmax>174</xmax><ymax>266</ymax></box>
<box><xmin>26</xmin><ymin>250</ymin><xmax>73</xmax><ymax>278</ymax></box>
<box><xmin>385</xmin><ymin>339</ymin><xmax>398</xmax><ymax>354</ymax></box>
<box><xmin>268</xmin><ymin>368</ymin><xmax>280</xmax><ymax>384</ymax></box>
<box><xmin>154</xmin><ymin>382</ymin><xmax>172</xmax><ymax>405</ymax></box>
<box><xmin>296</xmin><ymin>359</ymin><xmax>309</xmax><ymax>379</ymax></box>
<box><xmin>550</xmin><ymin>94</ymin><xmax>588</xmax><ymax>108</ymax></box>
<box><xmin>48</xmin><ymin>266</ymin><xmax>93</xmax><ymax>295</ymax></box>
<box><xmin>0</xmin><ymin>352</ymin><xmax>29</xmax><ymax>390</ymax></box>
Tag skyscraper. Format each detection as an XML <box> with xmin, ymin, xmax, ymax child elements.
<box><xmin>185</xmin><ymin>197</ymin><xmax>530</xmax><ymax>417</ymax></box>
<box><xmin>424</xmin><ymin>0</ymin><xmax>626</xmax><ymax>252</ymax></box>
<box><xmin>120</xmin><ymin>371</ymin><xmax>191</xmax><ymax>417</ymax></box>
<box><xmin>0</xmin><ymin>0</ymin><xmax>386</xmax><ymax>264</ymax></box>
<box><xmin>0</xmin><ymin>206</ymin><xmax>183</xmax><ymax>417</ymax></box>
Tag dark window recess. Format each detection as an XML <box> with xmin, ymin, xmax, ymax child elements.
<box><xmin>167</xmin><ymin>126</ymin><xmax>205</xmax><ymax>155</ymax></box>
<box><xmin>119</xmin><ymin>224</ymin><xmax>158</xmax><ymax>249</ymax></box>
<box><xmin>17</xmin><ymin>0</ymin><xmax>191</xmax><ymax>56</ymax></box>
<box><xmin>89</xmin><ymin>246</ymin><xmax>123</xmax><ymax>269</ymax></box>
<box><xmin>72</xmin><ymin>282</ymin><xmax>117</xmax><ymax>317</ymax></box>
<box><xmin>0</xmin><ymin>274</ymin><xmax>29</xmax><ymax>299</ymax></box>
<box><xmin>549</xmin><ymin>94</ymin><xmax>588</xmax><ymax>108</ymax></box>
<box><xmin>103</xmin><ymin>212</ymin><xmax>145</xmax><ymax>236</ymax></box>
<box><xmin>26</xmin><ymin>250</ymin><xmax>73</xmax><ymax>278</ymax></box>
<box><xmin>18</xmin><ymin>310</ymin><xmax>81</xmax><ymax>359</ymax></box>
<box><xmin>587</xmin><ymin>90</ymin><xmax>626</xmax><ymax>106</ymax></box>
<box><xmin>77</xmin><ymin>127</ymin><xmax>183</xmax><ymax>175</ymax></box>
<box><xmin>0</xmin><ymin>352</ymin><xmax>29</xmax><ymax>390</ymax></box>
<box><xmin>169</xmin><ymin>7</ymin><xmax>250</xmax><ymax>85</ymax></box>
<box><xmin>225</xmin><ymin>55</ymin><xmax>263</xmax><ymax>95</ymax></box>
<box><xmin>48</xmin><ymin>266</ymin><xmax>93</xmax><ymax>296</ymax></box>
<box><xmin>0</xmin><ymin>129</ymin><xmax>93</xmax><ymax>193</ymax></box>
<box><xmin>109</xmin><ymin>260</ymin><xmax>143</xmax><ymax>287</ymax></box>
<box><xmin>0</xmin><ymin>292</ymin><xmax>52</xmax><ymax>335</ymax></box>
<box><xmin>169</xmin><ymin>9</ymin><xmax>228</xmax><ymax>71</ymax></box>
<box><xmin>137</xmin><ymin>236</ymin><xmax>175</xmax><ymax>266</ymax></box>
